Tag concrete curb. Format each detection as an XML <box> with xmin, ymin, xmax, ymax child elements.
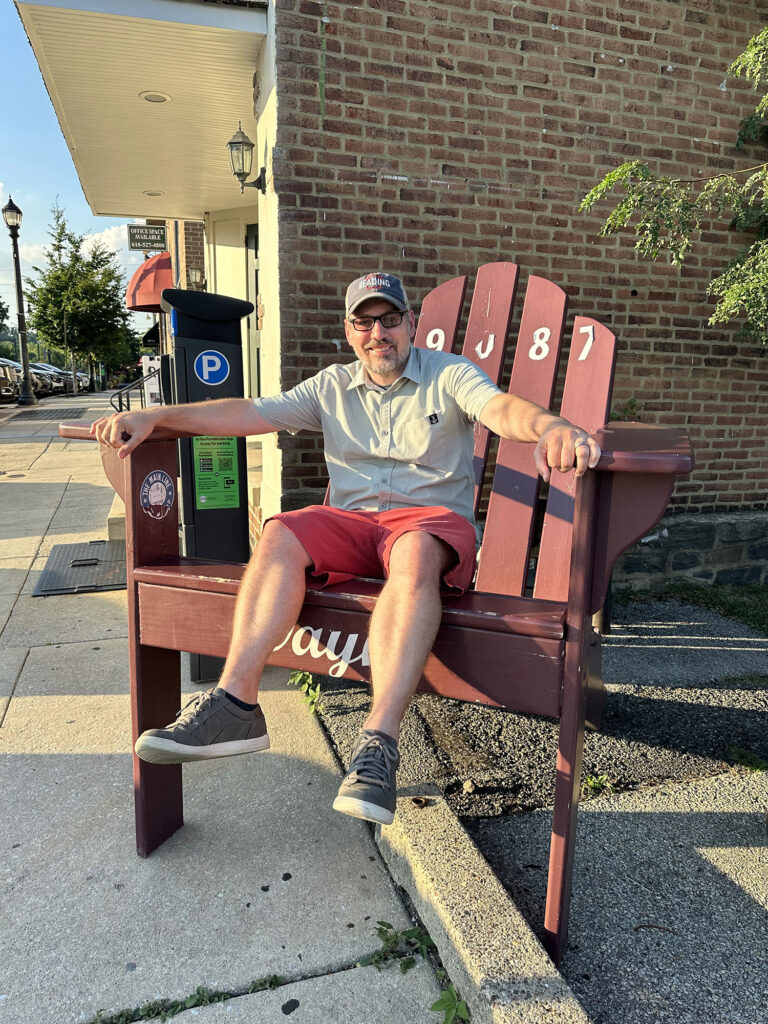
<box><xmin>375</xmin><ymin>789</ymin><xmax>589</xmax><ymax>1024</ymax></box>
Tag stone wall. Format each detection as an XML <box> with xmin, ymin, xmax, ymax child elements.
<box><xmin>613</xmin><ymin>510</ymin><xmax>768</xmax><ymax>590</ymax></box>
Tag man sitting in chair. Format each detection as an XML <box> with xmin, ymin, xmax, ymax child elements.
<box><xmin>92</xmin><ymin>273</ymin><xmax>600</xmax><ymax>826</ymax></box>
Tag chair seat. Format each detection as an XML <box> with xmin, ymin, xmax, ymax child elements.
<box><xmin>133</xmin><ymin>557</ymin><xmax>567</xmax><ymax>641</ymax></box>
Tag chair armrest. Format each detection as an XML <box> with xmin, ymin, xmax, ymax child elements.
<box><xmin>588</xmin><ymin>423</ymin><xmax>694</xmax><ymax>614</ymax></box>
<box><xmin>594</xmin><ymin>422</ymin><xmax>694</xmax><ymax>475</ymax></box>
<box><xmin>58</xmin><ymin>422</ymin><xmax>198</xmax><ymax>442</ymax></box>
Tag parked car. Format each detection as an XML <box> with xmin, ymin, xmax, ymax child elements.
<box><xmin>0</xmin><ymin>357</ymin><xmax>22</xmax><ymax>386</ymax></box>
<box><xmin>0</xmin><ymin>365</ymin><xmax>18</xmax><ymax>403</ymax></box>
<box><xmin>30</xmin><ymin>363</ymin><xmax>66</xmax><ymax>392</ymax></box>
<box><xmin>0</xmin><ymin>358</ymin><xmax>49</xmax><ymax>396</ymax></box>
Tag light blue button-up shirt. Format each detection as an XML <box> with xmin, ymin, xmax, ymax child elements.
<box><xmin>253</xmin><ymin>346</ymin><xmax>502</xmax><ymax>531</ymax></box>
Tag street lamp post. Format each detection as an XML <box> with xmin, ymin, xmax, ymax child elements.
<box><xmin>2</xmin><ymin>196</ymin><xmax>37</xmax><ymax>406</ymax></box>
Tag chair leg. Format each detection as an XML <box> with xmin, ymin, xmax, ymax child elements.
<box><xmin>585</xmin><ymin>631</ymin><xmax>606</xmax><ymax>733</ymax></box>
<box><xmin>130</xmin><ymin>644</ymin><xmax>183</xmax><ymax>857</ymax></box>
<box><xmin>543</xmin><ymin>640</ymin><xmax>589</xmax><ymax>964</ymax></box>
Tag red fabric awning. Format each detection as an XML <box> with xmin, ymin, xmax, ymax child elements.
<box><xmin>126</xmin><ymin>251</ymin><xmax>173</xmax><ymax>312</ymax></box>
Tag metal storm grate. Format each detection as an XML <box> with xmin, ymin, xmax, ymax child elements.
<box><xmin>12</xmin><ymin>407</ymin><xmax>88</xmax><ymax>421</ymax></box>
<box><xmin>33</xmin><ymin>540</ymin><xmax>126</xmax><ymax>596</ymax></box>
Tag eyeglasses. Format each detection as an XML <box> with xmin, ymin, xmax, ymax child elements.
<box><xmin>347</xmin><ymin>311</ymin><xmax>408</xmax><ymax>332</ymax></box>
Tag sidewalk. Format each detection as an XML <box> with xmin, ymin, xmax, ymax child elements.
<box><xmin>1</xmin><ymin>395</ymin><xmax>766</xmax><ymax>1024</ymax></box>
<box><xmin>0</xmin><ymin>395</ymin><xmax>443</xmax><ymax>1024</ymax></box>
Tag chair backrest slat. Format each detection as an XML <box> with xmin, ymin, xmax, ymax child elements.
<box><xmin>413</xmin><ymin>274</ymin><xmax>468</xmax><ymax>354</ymax></box>
<box><xmin>475</xmin><ymin>276</ymin><xmax>568</xmax><ymax>595</ymax></box>
<box><xmin>455</xmin><ymin>262</ymin><xmax>520</xmax><ymax>516</ymax></box>
<box><xmin>533</xmin><ymin>316</ymin><xmax>617</xmax><ymax>602</ymax></box>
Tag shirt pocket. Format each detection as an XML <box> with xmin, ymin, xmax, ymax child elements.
<box><xmin>395</xmin><ymin>411</ymin><xmax>451</xmax><ymax>471</ymax></box>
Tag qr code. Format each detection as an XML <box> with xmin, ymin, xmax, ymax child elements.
<box><xmin>219</xmin><ymin>457</ymin><xmax>233</xmax><ymax>470</ymax></box>
<box><xmin>199</xmin><ymin>458</ymin><xmax>214</xmax><ymax>471</ymax></box>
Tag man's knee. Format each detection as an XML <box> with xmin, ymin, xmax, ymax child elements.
<box><xmin>388</xmin><ymin>530</ymin><xmax>454</xmax><ymax>581</ymax></box>
<box><xmin>253</xmin><ymin>519</ymin><xmax>313</xmax><ymax>570</ymax></box>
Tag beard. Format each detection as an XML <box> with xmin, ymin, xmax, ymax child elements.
<box><xmin>362</xmin><ymin>339</ymin><xmax>410</xmax><ymax>378</ymax></box>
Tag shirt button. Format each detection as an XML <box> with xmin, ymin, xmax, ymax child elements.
<box><xmin>382</xmin><ymin>430</ymin><xmax>389</xmax><ymax>436</ymax></box>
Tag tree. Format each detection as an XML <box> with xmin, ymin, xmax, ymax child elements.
<box><xmin>580</xmin><ymin>27</ymin><xmax>768</xmax><ymax>342</ymax></box>
<box><xmin>24</xmin><ymin>204</ymin><xmax>133</xmax><ymax>386</ymax></box>
<box><xmin>0</xmin><ymin>295</ymin><xmax>9</xmax><ymax>336</ymax></box>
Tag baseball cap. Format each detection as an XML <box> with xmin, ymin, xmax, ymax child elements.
<box><xmin>345</xmin><ymin>273</ymin><xmax>409</xmax><ymax>317</ymax></box>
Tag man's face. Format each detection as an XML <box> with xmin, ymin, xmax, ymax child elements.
<box><xmin>344</xmin><ymin>298</ymin><xmax>415</xmax><ymax>385</ymax></box>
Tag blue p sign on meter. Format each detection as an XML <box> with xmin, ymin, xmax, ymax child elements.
<box><xmin>193</xmin><ymin>350</ymin><xmax>230</xmax><ymax>386</ymax></box>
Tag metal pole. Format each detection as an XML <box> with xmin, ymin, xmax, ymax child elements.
<box><xmin>8</xmin><ymin>225</ymin><xmax>37</xmax><ymax>406</ymax></box>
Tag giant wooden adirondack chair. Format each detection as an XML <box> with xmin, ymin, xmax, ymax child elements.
<box><xmin>60</xmin><ymin>263</ymin><xmax>693</xmax><ymax>963</ymax></box>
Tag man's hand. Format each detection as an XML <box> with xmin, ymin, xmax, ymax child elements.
<box><xmin>534</xmin><ymin>424</ymin><xmax>601</xmax><ymax>482</ymax></box>
<box><xmin>90</xmin><ymin>408</ymin><xmax>160</xmax><ymax>460</ymax></box>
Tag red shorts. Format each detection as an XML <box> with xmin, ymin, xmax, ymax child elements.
<box><xmin>265</xmin><ymin>505</ymin><xmax>476</xmax><ymax>593</ymax></box>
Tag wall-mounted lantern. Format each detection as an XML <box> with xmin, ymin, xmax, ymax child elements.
<box><xmin>227</xmin><ymin>122</ymin><xmax>266</xmax><ymax>194</ymax></box>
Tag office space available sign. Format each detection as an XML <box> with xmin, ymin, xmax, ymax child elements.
<box><xmin>128</xmin><ymin>225</ymin><xmax>167</xmax><ymax>251</ymax></box>
<box><xmin>193</xmin><ymin>436</ymin><xmax>240</xmax><ymax>510</ymax></box>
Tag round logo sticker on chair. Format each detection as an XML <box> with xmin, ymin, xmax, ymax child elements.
<box><xmin>140</xmin><ymin>470</ymin><xmax>175</xmax><ymax>520</ymax></box>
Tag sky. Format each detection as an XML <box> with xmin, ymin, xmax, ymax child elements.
<box><xmin>0</xmin><ymin>1</ymin><xmax>153</xmax><ymax>336</ymax></box>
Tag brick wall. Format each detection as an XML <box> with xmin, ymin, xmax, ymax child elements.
<box><xmin>165</xmin><ymin>220</ymin><xmax>205</xmax><ymax>291</ymax></box>
<box><xmin>271</xmin><ymin>0</ymin><xmax>768</xmax><ymax>519</ymax></box>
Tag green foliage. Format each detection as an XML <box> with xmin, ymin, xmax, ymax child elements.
<box><xmin>580</xmin><ymin>27</ymin><xmax>768</xmax><ymax>343</ymax></box>
<box><xmin>610</xmin><ymin>397</ymin><xmax>643</xmax><ymax>422</ymax></box>
<box><xmin>729</xmin><ymin>26</ymin><xmax>768</xmax><ymax>118</ymax></box>
<box><xmin>287</xmin><ymin>669</ymin><xmax>324</xmax><ymax>714</ymax></box>
<box><xmin>726</xmin><ymin>745</ymin><xmax>768</xmax><ymax>771</ymax></box>
<box><xmin>431</xmin><ymin>984</ymin><xmax>470</xmax><ymax>1024</ymax></box>
<box><xmin>89</xmin><ymin>976</ymin><xmax>284</xmax><ymax>1023</ymax></box>
<box><xmin>357</xmin><ymin>919</ymin><xmax>436</xmax><ymax>973</ymax></box>
<box><xmin>0</xmin><ymin>295</ymin><xmax>9</xmax><ymax>334</ymax></box>
<box><xmin>618</xmin><ymin>582</ymin><xmax>768</xmax><ymax>635</ymax></box>
<box><xmin>24</xmin><ymin>203</ymin><xmax>139</xmax><ymax>373</ymax></box>
<box><xmin>581</xmin><ymin>773</ymin><xmax>617</xmax><ymax>799</ymax></box>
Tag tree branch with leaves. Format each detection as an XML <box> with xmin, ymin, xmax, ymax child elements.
<box><xmin>24</xmin><ymin>204</ymin><xmax>139</xmax><ymax>380</ymax></box>
<box><xmin>581</xmin><ymin>27</ymin><xmax>768</xmax><ymax>342</ymax></box>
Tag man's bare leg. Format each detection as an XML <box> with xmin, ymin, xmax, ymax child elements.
<box><xmin>218</xmin><ymin>520</ymin><xmax>313</xmax><ymax>703</ymax></box>
<box><xmin>134</xmin><ymin>520</ymin><xmax>313</xmax><ymax>763</ymax></box>
<box><xmin>364</xmin><ymin>530</ymin><xmax>453</xmax><ymax>739</ymax></box>
<box><xmin>332</xmin><ymin>530</ymin><xmax>452</xmax><ymax>823</ymax></box>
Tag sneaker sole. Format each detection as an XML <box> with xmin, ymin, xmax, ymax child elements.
<box><xmin>332</xmin><ymin>794</ymin><xmax>394</xmax><ymax>826</ymax></box>
<box><xmin>134</xmin><ymin>733</ymin><xmax>270</xmax><ymax>764</ymax></box>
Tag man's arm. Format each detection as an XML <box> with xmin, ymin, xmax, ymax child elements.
<box><xmin>478</xmin><ymin>393</ymin><xmax>601</xmax><ymax>482</ymax></box>
<box><xmin>90</xmin><ymin>398</ymin><xmax>277</xmax><ymax>460</ymax></box>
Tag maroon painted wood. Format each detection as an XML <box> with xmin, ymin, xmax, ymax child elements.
<box><xmin>60</xmin><ymin>264</ymin><xmax>694</xmax><ymax>966</ymax></box>
<box><xmin>123</xmin><ymin>439</ymin><xmax>184</xmax><ymax>857</ymax></box>
<box><xmin>534</xmin><ymin>316</ymin><xmax>617</xmax><ymax>602</ymax></box>
<box><xmin>458</xmin><ymin>262</ymin><xmax>520</xmax><ymax>515</ymax></box>
<box><xmin>413</xmin><ymin>274</ymin><xmax>467</xmax><ymax>354</ymax></box>
<box><xmin>475</xmin><ymin>276</ymin><xmax>568</xmax><ymax>595</ymax></box>
<box><xmin>133</xmin><ymin>564</ymin><xmax>567</xmax><ymax>639</ymax></box>
<box><xmin>138</xmin><ymin>583</ymin><xmax>565</xmax><ymax>717</ymax></box>
<box><xmin>543</xmin><ymin>469</ymin><xmax>599</xmax><ymax>962</ymax></box>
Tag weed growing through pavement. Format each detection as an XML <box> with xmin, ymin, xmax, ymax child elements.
<box><xmin>287</xmin><ymin>669</ymin><xmax>324</xmax><ymax>713</ymax></box>
<box><xmin>431</xmin><ymin>982</ymin><xmax>470</xmax><ymax>1023</ymax></box>
<box><xmin>89</xmin><ymin>975</ymin><xmax>284</xmax><ymax>1023</ymax></box>
<box><xmin>357</xmin><ymin>919</ymin><xmax>435</xmax><ymax>974</ymax></box>
<box><xmin>581</xmin><ymin>773</ymin><xmax>617</xmax><ymax>799</ymax></box>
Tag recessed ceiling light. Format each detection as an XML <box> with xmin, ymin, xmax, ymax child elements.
<box><xmin>142</xmin><ymin>190</ymin><xmax>164</xmax><ymax>197</ymax></box>
<box><xmin>139</xmin><ymin>90</ymin><xmax>171</xmax><ymax>103</ymax></box>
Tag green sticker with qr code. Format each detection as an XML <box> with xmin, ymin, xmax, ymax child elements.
<box><xmin>193</xmin><ymin>436</ymin><xmax>240</xmax><ymax>510</ymax></box>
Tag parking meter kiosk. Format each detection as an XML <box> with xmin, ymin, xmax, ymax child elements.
<box><xmin>161</xmin><ymin>289</ymin><xmax>254</xmax><ymax>680</ymax></box>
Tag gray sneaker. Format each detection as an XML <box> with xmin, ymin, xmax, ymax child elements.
<box><xmin>332</xmin><ymin>729</ymin><xmax>400</xmax><ymax>825</ymax></box>
<box><xmin>134</xmin><ymin>687</ymin><xmax>270</xmax><ymax>764</ymax></box>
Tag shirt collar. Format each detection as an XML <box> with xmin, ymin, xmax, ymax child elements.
<box><xmin>347</xmin><ymin>346</ymin><xmax>422</xmax><ymax>391</ymax></box>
